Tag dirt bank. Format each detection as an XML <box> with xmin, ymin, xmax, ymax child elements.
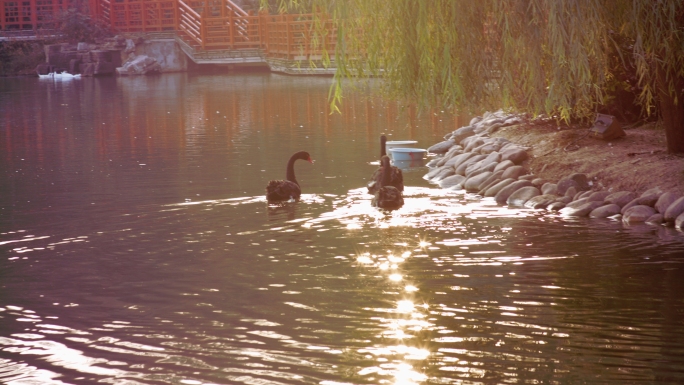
<box><xmin>492</xmin><ymin>121</ymin><xmax>684</xmax><ymax>195</ymax></box>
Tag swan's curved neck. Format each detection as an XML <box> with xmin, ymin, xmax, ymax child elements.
<box><xmin>286</xmin><ymin>156</ymin><xmax>299</xmax><ymax>186</ymax></box>
<box><xmin>381</xmin><ymin>159</ymin><xmax>392</xmax><ymax>185</ymax></box>
<box><xmin>380</xmin><ymin>136</ymin><xmax>387</xmax><ymax>157</ymax></box>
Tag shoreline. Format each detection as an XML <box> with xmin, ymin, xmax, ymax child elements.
<box><xmin>423</xmin><ymin>111</ymin><xmax>684</xmax><ymax>227</ymax></box>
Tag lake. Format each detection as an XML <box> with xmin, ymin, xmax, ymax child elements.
<box><xmin>1</xmin><ymin>72</ymin><xmax>684</xmax><ymax>385</ymax></box>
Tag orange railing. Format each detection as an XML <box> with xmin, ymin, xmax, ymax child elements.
<box><xmin>99</xmin><ymin>0</ymin><xmax>177</xmax><ymax>32</ymax></box>
<box><xmin>0</xmin><ymin>0</ymin><xmax>88</xmax><ymax>34</ymax></box>
<box><xmin>1</xmin><ymin>0</ymin><xmax>337</xmax><ymax>61</ymax></box>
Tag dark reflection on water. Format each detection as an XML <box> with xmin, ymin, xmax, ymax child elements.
<box><xmin>1</xmin><ymin>73</ymin><xmax>684</xmax><ymax>385</ymax></box>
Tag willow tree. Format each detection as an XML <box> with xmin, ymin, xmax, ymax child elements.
<box><xmin>266</xmin><ymin>0</ymin><xmax>684</xmax><ymax>153</ymax></box>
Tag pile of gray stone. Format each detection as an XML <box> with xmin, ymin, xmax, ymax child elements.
<box><xmin>424</xmin><ymin>110</ymin><xmax>684</xmax><ymax>230</ymax></box>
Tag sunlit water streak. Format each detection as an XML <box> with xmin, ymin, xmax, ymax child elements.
<box><xmin>2</xmin><ymin>74</ymin><xmax>684</xmax><ymax>384</ymax></box>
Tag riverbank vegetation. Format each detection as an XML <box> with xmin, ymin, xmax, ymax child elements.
<box><xmin>270</xmin><ymin>1</ymin><xmax>684</xmax><ymax>154</ymax></box>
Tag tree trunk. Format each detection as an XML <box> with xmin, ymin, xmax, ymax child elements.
<box><xmin>656</xmin><ymin>63</ymin><xmax>684</xmax><ymax>154</ymax></box>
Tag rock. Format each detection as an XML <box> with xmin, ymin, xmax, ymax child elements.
<box><xmin>464</xmin><ymin>137</ymin><xmax>486</xmax><ymax>152</ymax></box>
<box><xmin>428</xmin><ymin>139</ymin><xmax>456</xmax><ymax>154</ymax></box>
<box><xmin>622</xmin><ymin>205</ymin><xmax>657</xmax><ymax>224</ymax></box>
<box><xmin>569</xmin><ymin>173</ymin><xmax>590</xmax><ymax>190</ymax></box>
<box><xmin>547</xmin><ymin>202</ymin><xmax>567</xmax><ymax>211</ymax></box>
<box><xmin>439</xmin><ymin>174</ymin><xmax>467</xmax><ymax>189</ymax></box>
<box><xmin>646</xmin><ymin>213</ymin><xmax>664</xmax><ymax>225</ymax></box>
<box><xmin>485</xmin><ymin>178</ymin><xmax>516</xmax><ymax>197</ymax></box>
<box><xmin>450</xmin><ymin>126</ymin><xmax>476</xmax><ymax>143</ymax></box>
<box><xmin>564</xmin><ymin>186</ymin><xmax>577</xmax><ymax>198</ymax></box>
<box><xmin>578</xmin><ymin>191</ymin><xmax>594</xmax><ymax>200</ymax></box>
<box><xmin>519</xmin><ymin>174</ymin><xmax>535</xmax><ymax>181</ymax></box>
<box><xmin>425</xmin><ymin>165</ymin><xmax>450</xmax><ymax>180</ymax></box>
<box><xmin>621</xmin><ymin>198</ymin><xmax>640</xmax><ymax>214</ymax></box>
<box><xmin>560</xmin><ymin>201</ymin><xmax>604</xmax><ymax>217</ymax></box>
<box><xmin>507</xmin><ymin>186</ymin><xmax>541</xmax><ymax>206</ymax></box>
<box><xmin>637</xmin><ymin>193</ymin><xmax>660</xmax><ymax>207</ymax></box>
<box><xmin>455</xmin><ymin>154</ymin><xmax>487</xmax><ymax>176</ymax></box>
<box><xmin>524</xmin><ymin>194</ymin><xmax>556</xmax><ymax>209</ymax></box>
<box><xmin>531</xmin><ymin>178</ymin><xmax>545</xmax><ymax>188</ymax></box>
<box><xmin>587</xmin><ymin>191</ymin><xmax>611</xmax><ymax>202</ymax></box>
<box><xmin>464</xmin><ymin>172</ymin><xmax>493</xmax><ymax>192</ymax></box>
<box><xmin>541</xmin><ymin>183</ymin><xmax>558</xmax><ymax>196</ymax></box>
<box><xmin>566</xmin><ymin>197</ymin><xmax>590</xmax><ymax>209</ymax></box>
<box><xmin>605</xmin><ymin>191</ymin><xmax>637</xmax><ymax>208</ymax></box>
<box><xmin>676</xmin><ymin>212</ymin><xmax>684</xmax><ymax>229</ymax></box>
<box><xmin>427</xmin><ymin>166</ymin><xmax>455</xmax><ymax>182</ymax></box>
<box><xmin>483</xmin><ymin>151</ymin><xmax>502</xmax><ymax>164</ymax></box>
<box><xmin>501</xmin><ymin>165</ymin><xmax>528</xmax><ymax>180</ymax></box>
<box><xmin>465</xmin><ymin>159</ymin><xmax>496</xmax><ymax>177</ymax></box>
<box><xmin>493</xmin><ymin>159</ymin><xmax>515</xmax><ymax>173</ymax></box>
<box><xmin>495</xmin><ymin>180</ymin><xmax>533</xmax><ymax>204</ymax></box>
<box><xmin>641</xmin><ymin>186</ymin><xmax>664</xmax><ymax>198</ymax></box>
<box><xmin>116</xmin><ymin>55</ymin><xmax>160</xmax><ymax>75</ymax></box>
<box><xmin>663</xmin><ymin>196</ymin><xmax>684</xmax><ymax>224</ymax></box>
<box><xmin>556</xmin><ymin>196</ymin><xmax>573</xmax><ymax>204</ymax></box>
<box><xmin>426</xmin><ymin>158</ymin><xmax>442</xmax><ymax>168</ymax></box>
<box><xmin>589</xmin><ymin>204</ymin><xmax>622</xmax><ymax>218</ymax></box>
<box><xmin>445</xmin><ymin>152</ymin><xmax>475</xmax><ymax>169</ymax></box>
<box><xmin>477</xmin><ymin>170</ymin><xmax>505</xmax><ymax>192</ymax></box>
<box><xmin>557</xmin><ymin>178</ymin><xmax>578</xmax><ymax>196</ymax></box>
<box><xmin>501</xmin><ymin>146</ymin><xmax>529</xmax><ymax>164</ymax></box>
<box><xmin>655</xmin><ymin>192</ymin><xmax>680</xmax><ymax>213</ymax></box>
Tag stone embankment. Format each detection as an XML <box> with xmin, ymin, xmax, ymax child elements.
<box><xmin>424</xmin><ymin>111</ymin><xmax>684</xmax><ymax>230</ymax></box>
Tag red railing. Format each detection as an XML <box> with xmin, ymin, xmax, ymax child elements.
<box><xmin>1</xmin><ymin>0</ymin><xmax>336</xmax><ymax>60</ymax></box>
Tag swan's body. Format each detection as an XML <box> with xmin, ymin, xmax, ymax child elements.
<box><xmin>266</xmin><ymin>151</ymin><xmax>313</xmax><ymax>202</ymax></box>
<box><xmin>372</xmin><ymin>155</ymin><xmax>404</xmax><ymax>209</ymax></box>
<box><xmin>368</xmin><ymin>136</ymin><xmax>403</xmax><ymax>194</ymax></box>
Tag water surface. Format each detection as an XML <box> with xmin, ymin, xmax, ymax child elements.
<box><xmin>1</xmin><ymin>73</ymin><xmax>684</xmax><ymax>385</ymax></box>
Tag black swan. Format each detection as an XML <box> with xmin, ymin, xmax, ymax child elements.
<box><xmin>266</xmin><ymin>151</ymin><xmax>313</xmax><ymax>202</ymax></box>
<box><xmin>372</xmin><ymin>156</ymin><xmax>404</xmax><ymax>209</ymax></box>
<box><xmin>368</xmin><ymin>136</ymin><xmax>403</xmax><ymax>194</ymax></box>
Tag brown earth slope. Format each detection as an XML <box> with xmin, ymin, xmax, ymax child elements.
<box><xmin>492</xmin><ymin>122</ymin><xmax>684</xmax><ymax>195</ymax></box>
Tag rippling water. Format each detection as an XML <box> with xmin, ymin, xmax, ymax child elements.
<box><xmin>1</xmin><ymin>73</ymin><xmax>684</xmax><ymax>385</ymax></box>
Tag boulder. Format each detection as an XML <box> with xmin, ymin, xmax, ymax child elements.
<box><xmin>622</xmin><ymin>205</ymin><xmax>657</xmax><ymax>224</ymax></box>
<box><xmin>428</xmin><ymin>139</ymin><xmax>456</xmax><ymax>154</ymax></box>
<box><xmin>663</xmin><ymin>196</ymin><xmax>684</xmax><ymax>224</ymax></box>
<box><xmin>524</xmin><ymin>194</ymin><xmax>556</xmax><ymax>209</ymax></box>
<box><xmin>655</xmin><ymin>191</ymin><xmax>680</xmax><ymax>213</ymax></box>
<box><xmin>547</xmin><ymin>202</ymin><xmax>567</xmax><ymax>211</ymax></box>
<box><xmin>428</xmin><ymin>166</ymin><xmax>455</xmax><ymax>182</ymax></box>
<box><xmin>116</xmin><ymin>55</ymin><xmax>159</xmax><ymax>75</ymax></box>
<box><xmin>495</xmin><ymin>180</ymin><xmax>533</xmax><ymax>204</ymax></box>
<box><xmin>464</xmin><ymin>137</ymin><xmax>486</xmax><ymax>152</ymax></box>
<box><xmin>646</xmin><ymin>213</ymin><xmax>664</xmax><ymax>225</ymax></box>
<box><xmin>464</xmin><ymin>172</ymin><xmax>493</xmax><ymax>192</ymax></box>
<box><xmin>425</xmin><ymin>165</ymin><xmax>450</xmax><ymax>180</ymax></box>
<box><xmin>484</xmin><ymin>178</ymin><xmax>516</xmax><ymax>197</ymax></box>
<box><xmin>564</xmin><ymin>186</ymin><xmax>578</xmax><ymax>198</ymax></box>
<box><xmin>493</xmin><ymin>159</ymin><xmax>515</xmax><ymax>173</ymax></box>
<box><xmin>637</xmin><ymin>193</ymin><xmax>660</xmax><ymax>207</ymax></box>
<box><xmin>559</xmin><ymin>201</ymin><xmax>604</xmax><ymax>217</ymax></box>
<box><xmin>589</xmin><ymin>204</ymin><xmax>622</xmax><ymax>218</ymax></box>
<box><xmin>531</xmin><ymin>178</ymin><xmax>545</xmax><ymax>188</ymax></box>
<box><xmin>587</xmin><ymin>191</ymin><xmax>611</xmax><ymax>202</ymax></box>
<box><xmin>605</xmin><ymin>191</ymin><xmax>637</xmax><ymax>208</ymax></box>
<box><xmin>541</xmin><ymin>183</ymin><xmax>559</xmax><ymax>196</ymax></box>
<box><xmin>501</xmin><ymin>165</ymin><xmax>528</xmax><ymax>180</ymax></box>
<box><xmin>621</xmin><ymin>197</ymin><xmax>640</xmax><ymax>215</ymax></box>
<box><xmin>439</xmin><ymin>174</ymin><xmax>466</xmax><ymax>189</ymax></box>
<box><xmin>676</xmin><ymin>212</ymin><xmax>684</xmax><ymax>229</ymax></box>
<box><xmin>507</xmin><ymin>186</ymin><xmax>541</xmax><ymax>206</ymax></box>
<box><xmin>450</xmin><ymin>126</ymin><xmax>476</xmax><ymax>143</ymax></box>
<box><xmin>557</xmin><ymin>173</ymin><xmax>589</xmax><ymax>195</ymax></box>
<box><xmin>455</xmin><ymin>154</ymin><xmax>487</xmax><ymax>176</ymax></box>
<box><xmin>501</xmin><ymin>146</ymin><xmax>529</xmax><ymax>164</ymax></box>
<box><xmin>445</xmin><ymin>152</ymin><xmax>475</xmax><ymax>169</ymax></box>
<box><xmin>477</xmin><ymin>170</ymin><xmax>505</xmax><ymax>192</ymax></box>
